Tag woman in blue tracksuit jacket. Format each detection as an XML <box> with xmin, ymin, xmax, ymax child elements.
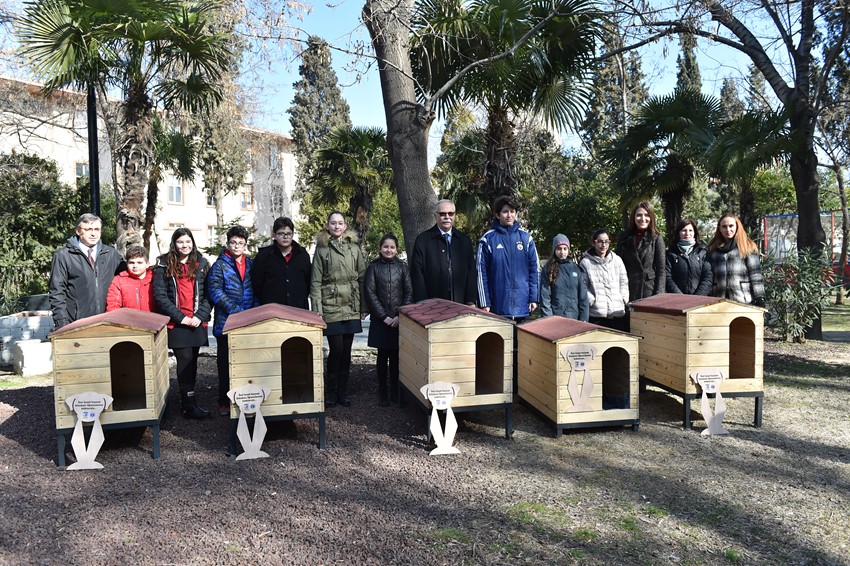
<box><xmin>206</xmin><ymin>226</ymin><xmax>258</xmax><ymax>415</ymax></box>
<box><xmin>476</xmin><ymin>196</ymin><xmax>540</xmax><ymax>320</ymax></box>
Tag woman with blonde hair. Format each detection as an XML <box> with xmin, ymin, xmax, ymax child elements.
<box><xmin>707</xmin><ymin>213</ymin><xmax>765</xmax><ymax>306</ymax></box>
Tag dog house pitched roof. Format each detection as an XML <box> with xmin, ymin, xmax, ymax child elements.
<box><xmin>399</xmin><ymin>298</ymin><xmax>511</xmax><ymax>328</ymax></box>
<box><xmin>223</xmin><ymin>303</ymin><xmax>326</xmax><ymax>333</ymax></box>
<box><xmin>629</xmin><ymin>294</ymin><xmax>767</xmax><ymax>316</ymax></box>
<box><xmin>48</xmin><ymin>309</ymin><xmax>170</xmax><ymax>337</ymax></box>
<box><xmin>519</xmin><ymin>316</ymin><xmax>633</xmax><ymax>342</ymax></box>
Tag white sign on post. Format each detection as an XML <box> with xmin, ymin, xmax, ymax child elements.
<box><xmin>420</xmin><ymin>382</ymin><xmax>461</xmax><ymax>455</ymax></box>
<box><xmin>65</xmin><ymin>392</ymin><xmax>113</xmax><ymax>470</ymax></box>
<box><xmin>560</xmin><ymin>344</ymin><xmax>597</xmax><ymax>413</ymax></box>
<box><xmin>690</xmin><ymin>368</ymin><xmax>729</xmax><ymax>436</ymax></box>
<box><xmin>227</xmin><ymin>384</ymin><xmax>271</xmax><ymax>460</ymax></box>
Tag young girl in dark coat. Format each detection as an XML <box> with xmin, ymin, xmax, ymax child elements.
<box><xmin>363</xmin><ymin>233</ymin><xmax>413</xmax><ymax>406</ymax></box>
<box><xmin>540</xmin><ymin>233</ymin><xmax>589</xmax><ymax>321</ymax></box>
<box><xmin>153</xmin><ymin>228</ymin><xmax>212</xmax><ymax>419</ymax></box>
<box><xmin>666</xmin><ymin>219</ymin><xmax>713</xmax><ymax>295</ymax></box>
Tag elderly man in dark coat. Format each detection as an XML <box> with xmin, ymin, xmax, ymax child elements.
<box><xmin>410</xmin><ymin>199</ymin><xmax>477</xmax><ymax>305</ymax></box>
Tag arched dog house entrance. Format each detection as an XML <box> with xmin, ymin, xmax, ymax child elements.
<box><xmin>110</xmin><ymin>342</ymin><xmax>147</xmax><ymax>411</ymax></box>
<box><xmin>729</xmin><ymin>317</ymin><xmax>756</xmax><ymax>379</ymax></box>
<box><xmin>280</xmin><ymin>336</ymin><xmax>314</xmax><ymax>403</ymax></box>
<box><xmin>602</xmin><ymin>347</ymin><xmax>631</xmax><ymax>410</ymax></box>
<box><xmin>475</xmin><ymin>332</ymin><xmax>505</xmax><ymax>395</ymax></box>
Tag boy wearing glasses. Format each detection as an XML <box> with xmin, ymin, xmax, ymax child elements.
<box><xmin>251</xmin><ymin>217</ymin><xmax>312</xmax><ymax>309</ymax></box>
<box><xmin>207</xmin><ymin>225</ymin><xmax>259</xmax><ymax>415</ymax></box>
<box><xmin>410</xmin><ymin>199</ymin><xmax>477</xmax><ymax>305</ymax></box>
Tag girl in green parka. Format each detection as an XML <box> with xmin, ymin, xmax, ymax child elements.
<box><xmin>310</xmin><ymin>211</ymin><xmax>367</xmax><ymax>407</ymax></box>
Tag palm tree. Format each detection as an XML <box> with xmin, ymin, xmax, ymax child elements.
<box><xmin>17</xmin><ymin>0</ymin><xmax>233</xmax><ymax>243</ymax></box>
<box><xmin>706</xmin><ymin>109</ymin><xmax>791</xmax><ymax>236</ymax></box>
<box><xmin>411</xmin><ymin>0</ymin><xmax>601</xmax><ymax>205</ymax></box>
<box><xmin>603</xmin><ymin>88</ymin><xmax>722</xmax><ymax>237</ymax></box>
<box><xmin>308</xmin><ymin>126</ymin><xmax>394</xmax><ymax>253</ymax></box>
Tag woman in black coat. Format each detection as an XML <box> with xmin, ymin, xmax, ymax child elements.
<box><xmin>618</xmin><ymin>200</ymin><xmax>666</xmax><ymax>302</ymax></box>
<box><xmin>153</xmin><ymin>228</ymin><xmax>212</xmax><ymax>419</ymax></box>
<box><xmin>666</xmin><ymin>219</ymin><xmax>713</xmax><ymax>295</ymax></box>
<box><xmin>363</xmin><ymin>233</ymin><xmax>413</xmax><ymax>406</ymax></box>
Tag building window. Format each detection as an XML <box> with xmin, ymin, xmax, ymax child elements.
<box><xmin>206</xmin><ymin>191</ymin><xmax>215</xmax><ymax>207</ymax></box>
<box><xmin>168</xmin><ymin>176</ymin><xmax>183</xmax><ymax>204</ymax></box>
<box><xmin>75</xmin><ymin>162</ymin><xmax>90</xmax><ymax>180</ymax></box>
<box><xmin>207</xmin><ymin>225</ymin><xmax>217</xmax><ymax>246</ymax></box>
<box><xmin>240</xmin><ymin>184</ymin><xmax>255</xmax><ymax>210</ymax></box>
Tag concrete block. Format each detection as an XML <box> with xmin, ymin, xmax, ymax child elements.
<box><xmin>13</xmin><ymin>339</ymin><xmax>53</xmax><ymax>376</ymax></box>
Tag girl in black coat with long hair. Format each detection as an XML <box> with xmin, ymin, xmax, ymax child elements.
<box><xmin>153</xmin><ymin>228</ymin><xmax>212</xmax><ymax>419</ymax></box>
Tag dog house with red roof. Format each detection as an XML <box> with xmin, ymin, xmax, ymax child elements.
<box><xmin>517</xmin><ymin>316</ymin><xmax>640</xmax><ymax>436</ymax></box>
<box><xmin>629</xmin><ymin>294</ymin><xmax>765</xmax><ymax>429</ymax></box>
<box><xmin>222</xmin><ymin>303</ymin><xmax>327</xmax><ymax>449</ymax></box>
<box><xmin>49</xmin><ymin>308</ymin><xmax>171</xmax><ymax>466</ymax></box>
<box><xmin>398</xmin><ymin>298</ymin><xmax>514</xmax><ymax>437</ymax></box>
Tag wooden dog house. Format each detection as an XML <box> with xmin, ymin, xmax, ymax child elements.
<box><xmin>629</xmin><ymin>294</ymin><xmax>765</xmax><ymax>429</ymax></box>
<box><xmin>398</xmin><ymin>298</ymin><xmax>514</xmax><ymax>437</ymax></box>
<box><xmin>49</xmin><ymin>309</ymin><xmax>171</xmax><ymax>466</ymax></box>
<box><xmin>517</xmin><ymin>317</ymin><xmax>640</xmax><ymax>436</ymax></box>
<box><xmin>222</xmin><ymin>303</ymin><xmax>327</xmax><ymax>449</ymax></box>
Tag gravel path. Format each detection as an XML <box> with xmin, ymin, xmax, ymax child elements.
<box><xmin>1</xmin><ymin>340</ymin><xmax>849</xmax><ymax>565</ymax></box>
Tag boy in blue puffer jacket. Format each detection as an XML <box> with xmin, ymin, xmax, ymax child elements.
<box><xmin>207</xmin><ymin>225</ymin><xmax>258</xmax><ymax>416</ymax></box>
<box><xmin>476</xmin><ymin>196</ymin><xmax>540</xmax><ymax>320</ymax></box>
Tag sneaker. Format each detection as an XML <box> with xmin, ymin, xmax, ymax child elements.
<box><xmin>219</xmin><ymin>403</ymin><xmax>230</xmax><ymax>417</ymax></box>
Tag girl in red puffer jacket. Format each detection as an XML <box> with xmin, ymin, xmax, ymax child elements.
<box><xmin>106</xmin><ymin>245</ymin><xmax>156</xmax><ymax>312</ymax></box>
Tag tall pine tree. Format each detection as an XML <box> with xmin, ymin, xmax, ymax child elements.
<box><xmin>676</xmin><ymin>34</ymin><xmax>702</xmax><ymax>92</ymax></box>
<box><xmin>287</xmin><ymin>36</ymin><xmax>351</xmax><ymax>201</ymax></box>
<box><xmin>581</xmin><ymin>30</ymin><xmax>648</xmax><ymax>157</ymax></box>
<box><xmin>719</xmin><ymin>78</ymin><xmax>745</xmax><ymax>124</ymax></box>
<box><xmin>746</xmin><ymin>64</ymin><xmax>772</xmax><ymax>112</ymax></box>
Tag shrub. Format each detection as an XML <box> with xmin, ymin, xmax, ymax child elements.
<box><xmin>762</xmin><ymin>250</ymin><xmax>834</xmax><ymax>342</ymax></box>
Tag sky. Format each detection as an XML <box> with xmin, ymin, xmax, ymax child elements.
<box><xmin>245</xmin><ymin>0</ymin><xmax>760</xmax><ymax>153</ymax></box>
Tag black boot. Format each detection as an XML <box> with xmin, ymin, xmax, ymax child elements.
<box><xmin>378</xmin><ymin>366</ymin><xmax>389</xmax><ymax>407</ymax></box>
<box><xmin>324</xmin><ymin>373</ymin><xmax>338</xmax><ymax>408</ymax></box>
<box><xmin>337</xmin><ymin>371</ymin><xmax>351</xmax><ymax>407</ymax></box>
<box><xmin>181</xmin><ymin>390</ymin><xmax>211</xmax><ymax>420</ymax></box>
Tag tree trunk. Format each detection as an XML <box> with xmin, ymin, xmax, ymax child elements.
<box><xmin>836</xmin><ymin>167</ymin><xmax>849</xmax><ymax>306</ymax></box>
<box><xmin>363</xmin><ymin>0</ymin><xmax>437</xmax><ymax>252</ymax></box>
<box><xmin>141</xmin><ymin>169</ymin><xmax>161</xmax><ymax>256</ymax></box>
<box><xmin>117</xmin><ymin>83</ymin><xmax>153</xmax><ymax>252</ymax></box>
<box><xmin>484</xmin><ymin>102</ymin><xmax>518</xmax><ymax>206</ymax></box>
<box><xmin>350</xmin><ymin>188</ymin><xmax>372</xmax><ymax>256</ymax></box>
<box><xmin>739</xmin><ymin>181</ymin><xmax>758</xmax><ymax>240</ymax></box>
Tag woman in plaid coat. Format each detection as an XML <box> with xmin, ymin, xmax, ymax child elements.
<box><xmin>707</xmin><ymin>214</ymin><xmax>765</xmax><ymax>307</ymax></box>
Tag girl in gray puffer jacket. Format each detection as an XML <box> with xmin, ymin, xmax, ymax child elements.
<box><xmin>364</xmin><ymin>233</ymin><xmax>413</xmax><ymax>406</ymax></box>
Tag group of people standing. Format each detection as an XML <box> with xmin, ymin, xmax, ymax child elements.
<box><xmin>48</xmin><ymin>199</ymin><xmax>765</xmax><ymax>416</ymax></box>
<box><xmin>570</xmin><ymin>201</ymin><xmax>765</xmax><ymax>331</ymax></box>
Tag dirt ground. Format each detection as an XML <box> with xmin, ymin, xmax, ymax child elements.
<box><xmin>0</xmin><ymin>338</ymin><xmax>848</xmax><ymax>565</ymax></box>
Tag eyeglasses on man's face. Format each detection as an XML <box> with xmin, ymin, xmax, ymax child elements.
<box><xmin>227</xmin><ymin>240</ymin><xmax>247</xmax><ymax>247</ymax></box>
<box><xmin>275</xmin><ymin>231</ymin><xmax>293</xmax><ymax>238</ymax></box>
<box><xmin>436</xmin><ymin>211</ymin><xmax>455</xmax><ymax>217</ymax></box>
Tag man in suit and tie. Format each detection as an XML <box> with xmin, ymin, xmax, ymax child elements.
<box><xmin>410</xmin><ymin>199</ymin><xmax>477</xmax><ymax>305</ymax></box>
